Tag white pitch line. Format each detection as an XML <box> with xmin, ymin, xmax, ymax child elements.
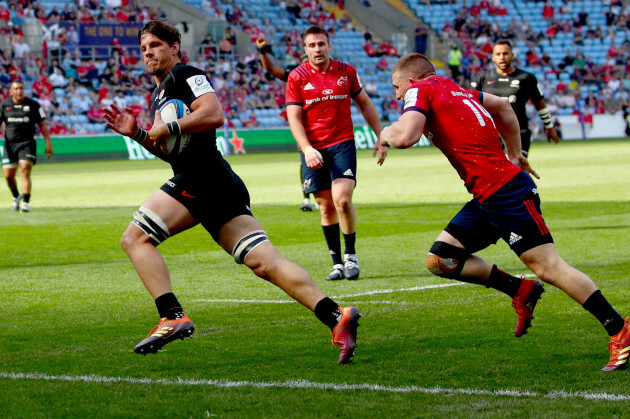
<box><xmin>194</xmin><ymin>282</ymin><xmax>465</xmax><ymax>304</ymax></box>
<box><xmin>2</xmin><ymin>372</ymin><xmax>629</xmax><ymax>402</ymax></box>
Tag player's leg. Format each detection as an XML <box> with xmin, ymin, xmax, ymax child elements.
<box><xmin>299</xmin><ymin>161</ymin><xmax>313</xmax><ymax>212</ymax></box>
<box><xmin>329</xmin><ymin>140</ymin><xmax>359</xmax><ymax>280</ymax></box>
<box><xmin>17</xmin><ymin>159</ymin><xmax>33</xmax><ymax>212</ymax></box>
<box><xmin>3</xmin><ymin>143</ymin><xmax>22</xmax><ymax>210</ymax></box>
<box><xmin>121</xmin><ymin>188</ymin><xmax>198</xmax><ymax>354</ymax></box>
<box><xmin>216</xmin><ymin>214</ymin><xmax>361</xmax><ymax>364</ymax></box>
<box><xmin>520</xmin><ymin>243</ymin><xmax>630</xmax><ymax>371</ymax></box>
<box><xmin>520</xmin><ymin>128</ymin><xmax>532</xmax><ymax>157</ymax></box>
<box><xmin>331</xmin><ymin>178</ymin><xmax>359</xmax><ymax>280</ymax></box>
<box><xmin>3</xmin><ymin>164</ymin><xmax>20</xmax><ymax>211</ymax></box>
<box><xmin>302</xmin><ymin>151</ymin><xmax>344</xmax><ymax>280</ymax></box>
<box><xmin>314</xmin><ymin>189</ymin><xmax>345</xmax><ymax>280</ymax></box>
<box><xmin>427</xmin><ymin>198</ymin><xmax>544</xmax><ymax>337</ymax></box>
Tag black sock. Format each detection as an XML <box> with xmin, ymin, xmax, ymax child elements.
<box><xmin>303</xmin><ymin>191</ymin><xmax>309</xmax><ymax>199</ymax></box>
<box><xmin>322</xmin><ymin>224</ymin><xmax>343</xmax><ymax>265</ymax></box>
<box><xmin>485</xmin><ymin>265</ymin><xmax>522</xmax><ymax>298</ymax></box>
<box><xmin>343</xmin><ymin>232</ymin><xmax>356</xmax><ymax>255</ymax></box>
<box><xmin>23</xmin><ymin>193</ymin><xmax>30</xmax><ymax>203</ymax></box>
<box><xmin>583</xmin><ymin>290</ymin><xmax>625</xmax><ymax>336</ymax></box>
<box><xmin>10</xmin><ymin>188</ymin><xmax>19</xmax><ymax>198</ymax></box>
<box><xmin>314</xmin><ymin>297</ymin><xmax>342</xmax><ymax>330</ymax></box>
<box><xmin>155</xmin><ymin>292</ymin><xmax>184</xmax><ymax>320</ymax></box>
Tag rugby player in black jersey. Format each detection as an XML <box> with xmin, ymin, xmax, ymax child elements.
<box><xmin>0</xmin><ymin>79</ymin><xmax>54</xmax><ymax>212</ymax></box>
<box><xmin>103</xmin><ymin>21</ymin><xmax>360</xmax><ymax>364</ymax></box>
<box><xmin>471</xmin><ymin>40</ymin><xmax>560</xmax><ymax>157</ymax></box>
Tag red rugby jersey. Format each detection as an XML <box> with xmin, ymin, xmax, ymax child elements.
<box><xmin>285</xmin><ymin>60</ymin><xmax>362</xmax><ymax>149</ymax></box>
<box><xmin>402</xmin><ymin>75</ymin><xmax>521</xmax><ymax>202</ymax></box>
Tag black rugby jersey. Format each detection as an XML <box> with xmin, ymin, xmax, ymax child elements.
<box><xmin>0</xmin><ymin>97</ymin><xmax>45</xmax><ymax>143</ymax></box>
<box><xmin>150</xmin><ymin>63</ymin><xmax>230</xmax><ymax>177</ymax></box>
<box><xmin>471</xmin><ymin>68</ymin><xmax>544</xmax><ymax>131</ymax></box>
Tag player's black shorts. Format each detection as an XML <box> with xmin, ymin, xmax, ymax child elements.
<box><xmin>301</xmin><ymin>139</ymin><xmax>357</xmax><ymax>194</ymax></box>
<box><xmin>160</xmin><ymin>171</ymin><xmax>253</xmax><ymax>241</ymax></box>
<box><xmin>445</xmin><ymin>171</ymin><xmax>554</xmax><ymax>256</ymax></box>
<box><xmin>1</xmin><ymin>140</ymin><xmax>37</xmax><ymax>165</ymax></box>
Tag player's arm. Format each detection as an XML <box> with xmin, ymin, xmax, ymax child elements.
<box><xmin>533</xmin><ymin>98</ymin><xmax>560</xmax><ymax>144</ymax></box>
<box><xmin>380</xmin><ymin>110</ymin><xmax>426</xmax><ymax>149</ymax></box>
<box><xmin>353</xmin><ymin>89</ymin><xmax>387</xmax><ymax>165</ymax></box>
<box><xmin>38</xmin><ymin>119</ymin><xmax>53</xmax><ymax>158</ymax></box>
<box><xmin>256</xmin><ymin>37</ymin><xmax>288</xmax><ymax>80</ymax></box>
<box><xmin>286</xmin><ymin>104</ymin><xmax>323</xmax><ymax>169</ymax></box>
<box><xmin>482</xmin><ymin>93</ymin><xmax>539</xmax><ymax>179</ymax></box>
<box><xmin>149</xmin><ymin>93</ymin><xmax>224</xmax><ymax>152</ymax></box>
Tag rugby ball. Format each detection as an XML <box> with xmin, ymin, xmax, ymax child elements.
<box><xmin>159</xmin><ymin>99</ymin><xmax>191</xmax><ymax>155</ymax></box>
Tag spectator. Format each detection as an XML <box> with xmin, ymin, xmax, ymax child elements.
<box><xmin>415</xmin><ymin>26</ymin><xmax>428</xmax><ymax>55</ymax></box>
<box><xmin>12</xmin><ymin>34</ymin><xmax>30</xmax><ymax>59</ymax></box>
<box><xmin>49</xmin><ymin>66</ymin><xmax>68</xmax><ymax>88</ymax></box>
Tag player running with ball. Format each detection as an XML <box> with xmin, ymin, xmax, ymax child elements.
<box><xmin>103</xmin><ymin>21</ymin><xmax>360</xmax><ymax>364</ymax></box>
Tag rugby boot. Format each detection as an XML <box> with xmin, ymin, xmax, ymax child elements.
<box><xmin>299</xmin><ymin>199</ymin><xmax>313</xmax><ymax>212</ymax></box>
<box><xmin>602</xmin><ymin>317</ymin><xmax>630</xmax><ymax>371</ymax></box>
<box><xmin>512</xmin><ymin>278</ymin><xmax>545</xmax><ymax>337</ymax></box>
<box><xmin>134</xmin><ymin>314</ymin><xmax>195</xmax><ymax>354</ymax></box>
<box><xmin>331</xmin><ymin>306</ymin><xmax>361</xmax><ymax>364</ymax></box>
<box><xmin>325</xmin><ymin>264</ymin><xmax>345</xmax><ymax>281</ymax></box>
<box><xmin>11</xmin><ymin>194</ymin><xmax>22</xmax><ymax>211</ymax></box>
<box><xmin>343</xmin><ymin>254</ymin><xmax>360</xmax><ymax>280</ymax></box>
<box><xmin>20</xmin><ymin>202</ymin><xmax>30</xmax><ymax>213</ymax></box>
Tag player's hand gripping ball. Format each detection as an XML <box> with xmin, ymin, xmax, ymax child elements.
<box><xmin>159</xmin><ymin>99</ymin><xmax>191</xmax><ymax>155</ymax></box>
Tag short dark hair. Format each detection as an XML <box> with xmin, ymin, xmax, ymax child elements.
<box><xmin>393</xmin><ymin>53</ymin><xmax>436</xmax><ymax>79</ymax></box>
<box><xmin>138</xmin><ymin>20</ymin><xmax>182</xmax><ymax>58</ymax></box>
<box><xmin>494</xmin><ymin>39</ymin><xmax>513</xmax><ymax>50</ymax></box>
<box><xmin>303</xmin><ymin>25</ymin><xmax>329</xmax><ymax>44</ymax></box>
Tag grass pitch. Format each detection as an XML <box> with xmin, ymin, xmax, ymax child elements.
<box><xmin>1</xmin><ymin>139</ymin><xmax>630</xmax><ymax>417</ymax></box>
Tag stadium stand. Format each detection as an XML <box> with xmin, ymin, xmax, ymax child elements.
<box><xmin>2</xmin><ymin>0</ymin><xmax>628</xmax><ymax>135</ymax></box>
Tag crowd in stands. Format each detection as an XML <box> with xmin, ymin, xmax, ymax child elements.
<box><xmin>436</xmin><ymin>0</ymin><xmax>630</xmax><ymax>124</ymax></box>
<box><xmin>0</xmin><ymin>0</ymin><xmax>628</xmax><ymax>136</ymax></box>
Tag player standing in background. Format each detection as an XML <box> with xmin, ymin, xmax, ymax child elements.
<box><xmin>103</xmin><ymin>21</ymin><xmax>361</xmax><ymax>364</ymax></box>
<box><xmin>471</xmin><ymin>40</ymin><xmax>560</xmax><ymax>157</ymax></box>
<box><xmin>0</xmin><ymin>79</ymin><xmax>54</xmax><ymax>212</ymax></box>
<box><xmin>381</xmin><ymin>53</ymin><xmax>629</xmax><ymax>371</ymax></box>
<box><xmin>286</xmin><ymin>25</ymin><xmax>388</xmax><ymax>281</ymax></box>
<box><xmin>256</xmin><ymin>35</ymin><xmax>318</xmax><ymax>212</ymax></box>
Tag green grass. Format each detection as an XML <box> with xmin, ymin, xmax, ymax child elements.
<box><xmin>1</xmin><ymin>139</ymin><xmax>630</xmax><ymax>417</ymax></box>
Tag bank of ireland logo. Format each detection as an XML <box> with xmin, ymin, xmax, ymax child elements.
<box><xmin>323</xmin><ymin>89</ymin><xmax>333</xmax><ymax>94</ymax></box>
<box><xmin>337</xmin><ymin>76</ymin><xmax>347</xmax><ymax>86</ymax></box>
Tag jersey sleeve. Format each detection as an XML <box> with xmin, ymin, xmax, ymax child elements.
<box><xmin>174</xmin><ymin>65</ymin><xmax>215</xmax><ymax>105</ymax></box>
<box><xmin>468</xmin><ymin>88</ymin><xmax>483</xmax><ymax>104</ymax></box>
<box><xmin>31</xmin><ymin>100</ymin><xmax>44</xmax><ymax>124</ymax></box>
<box><xmin>401</xmin><ymin>82</ymin><xmax>429</xmax><ymax>116</ymax></box>
<box><xmin>285</xmin><ymin>70</ymin><xmax>302</xmax><ymax>106</ymax></box>
<box><xmin>525</xmin><ymin>72</ymin><xmax>544</xmax><ymax>103</ymax></box>
<box><xmin>470</xmin><ymin>72</ymin><xmax>484</xmax><ymax>91</ymax></box>
<box><xmin>348</xmin><ymin>65</ymin><xmax>363</xmax><ymax>98</ymax></box>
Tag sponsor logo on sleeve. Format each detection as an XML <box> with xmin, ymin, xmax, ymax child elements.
<box><xmin>186</xmin><ymin>75</ymin><xmax>215</xmax><ymax>97</ymax></box>
<box><xmin>404</xmin><ymin>88</ymin><xmax>419</xmax><ymax>109</ymax></box>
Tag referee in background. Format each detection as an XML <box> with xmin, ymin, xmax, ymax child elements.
<box><xmin>1</xmin><ymin>79</ymin><xmax>53</xmax><ymax>212</ymax></box>
<box><xmin>471</xmin><ymin>40</ymin><xmax>560</xmax><ymax>157</ymax></box>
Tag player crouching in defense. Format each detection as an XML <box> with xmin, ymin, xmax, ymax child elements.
<box><xmin>380</xmin><ymin>53</ymin><xmax>630</xmax><ymax>371</ymax></box>
<box><xmin>103</xmin><ymin>20</ymin><xmax>360</xmax><ymax>364</ymax></box>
